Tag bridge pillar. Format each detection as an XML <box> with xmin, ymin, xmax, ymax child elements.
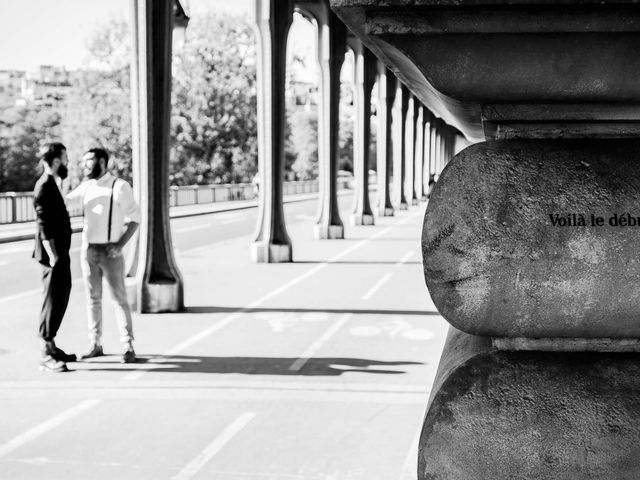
<box><xmin>251</xmin><ymin>0</ymin><xmax>294</xmax><ymax>263</ymax></box>
<box><xmin>407</xmin><ymin>96</ymin><xmax>419</xmax><ymax>206</ymax></box>
<box><xmin>310</xmin><ymin>4</ymin><xmax>347</xmax><ymax>240</ymax></box>
<box><xmin>129</xmin><ymin>0</ymin><xmax>184</xmax><ymax>313</ymax></box>
<box><xmin>350</xmin><ymin>42</ymin><xmax>376</xmax><ymax>226</ymax></box>
<box><xmin>421</xmin><ymin>110</ymin><xmax>431</xmax><ymax>201</ymax></box>
<box><xmin>414</xmin><ymin>104</ymin><xmax>424</xmax><ymax>204</ymax></box>
<box><xmin>393</xmin><ymin>84</ymin><xmax>409</xmax><ymax>210</ymax></box>
<box><xmin>375</xmin><ymin>63</ymin><xmax>395</xmax><ymax>217</ymax></box>
<box><xmin>426</xmin><ymin>116</ymin><xmax>437</xmax><ymax>199</ymax></box>
<box><xmin>433</xmin><ymin>119</ymin><xmax>443</xmax><ymax>182</ymax></box>
<box><xmin>330</xmin><ymin>2</ymin><xmax>640</xmax><ymax>475</ymax></box>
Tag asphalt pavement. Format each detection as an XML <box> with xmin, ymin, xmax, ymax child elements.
<box><xmin>0</xmin><ymin>193</ymin><xmax>448</xmax><ymax>480</ymax></box>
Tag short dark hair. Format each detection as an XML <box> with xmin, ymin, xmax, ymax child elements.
<box><xmin>40</xmin><ymin>142</ymin><xmax>66</xmax><ymax>166</ymax></box>
<box><xmin>85</xmin><ymin>148</ymin><xmax>109</xmax><ymax>165</ymax></box>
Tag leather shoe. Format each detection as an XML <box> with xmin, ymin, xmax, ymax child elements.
<box><xmin>122</xmin><ymin>349</ymin><xmax>136</xmax><ymax>364</ymax></box>
<box><xmin>53</xmin><ymin>347</ymin><xmax>77</xmax><ymax>363</ymax></box>
<box><xmin>39</xmin><ymin>355</ymin><xmax>68</xmax><ymax>373</ymax></box>
<box><xmin>79</xmin><ymin>344</ymin><xmax>104</xmax><ymax>360</ymax></box>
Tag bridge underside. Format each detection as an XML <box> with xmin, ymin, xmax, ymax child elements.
<box><xmin>331</xmin><ymin>1</ymin><xmax>640</xmax><ymax>478</ymax></box>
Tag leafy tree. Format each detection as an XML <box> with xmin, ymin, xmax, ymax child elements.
<box><xmin>0</xmin><ymin>106</ymin><xmax>61</xmax><ymax>191</ymax></box>
<box><xmin>171</xmin><ymin>12</ymin><xmax>258</xmax><ymax>185</ymax></box>
<box><xmin>61</xmin><ymin>17</ymin><xmax>132</xmax><ymax>187</ymax></box>
<box><xmin>288</xmin><ymin>109</ymin><xmax>318</xmax><ymax>180</ymax></box>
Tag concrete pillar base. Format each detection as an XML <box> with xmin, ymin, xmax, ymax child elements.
<box><xmin>376</xmin><ymin>206</ymin><xmax>394</xmax><ymax>217</ymax></box>
<box><xmin>420</xmin><ymin>327</ymin><xmax>640</xmax><ymax>480</ymax></box>
<box><xmin>398</xmin><ymin>202</ymin><xmax>409</xmax><ymax>211</ymax></box>
<box><xmin>411</xmin><ymin>198</ymin><xmax>419</xmax><ymax>206</ymax></box>
<box><xmin>313</xmin><ymin>224</ymin><xmax>344</xmax><ymax>240</ymax></box>
<box><xmin>350</xmin><ymin>213</ymin><xmax>375</xmax><ymax>226</ymax></box>
<box><xmin>421</xmin><ymin>195</ymin><xmax>428</xmax><ymax>202</ymax></box>
<box><xmin>251</xmin><ymin>241</ymin><xmax>292</xmax><ymax>263</ymax></box>
<box><xmin>139</xmin><ymin>280</ymin><xmax>183</xmax><ymax>313</ymax></box>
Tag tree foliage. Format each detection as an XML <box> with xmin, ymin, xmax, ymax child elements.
<box><xmin>0</xmin><ymin>106</ymin><xmax>61</xmax><ymax>191</ymax></box>
<box><xmin>171</xmin><ymin>12</ymin><xmax>258</xmax><ymax>185</ymax></box>
<box><xmin>288</xmin><ymin>109</ymin><xmax>318</xmax><ymax>180</ymax></box>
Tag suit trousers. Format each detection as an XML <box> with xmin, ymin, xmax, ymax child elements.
<box><xmin>39</xmin><ymin>258</ymin><xmax>71</xmax><ymax>342</ymax></box>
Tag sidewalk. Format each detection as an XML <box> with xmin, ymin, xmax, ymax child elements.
<box><xmin>0</xmin><ymin>202</ymin><xmax>447</xmax><ymax>480</ymax></box>
<box><xmin>0</xmin><ymin>189</ymin><xmax>351</xmax><ymax>244</ymax></box>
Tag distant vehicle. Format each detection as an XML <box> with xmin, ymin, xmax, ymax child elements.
<box><xmin>337</xmin><ymin>170</ymin><xmax>354</xmax><ymax>188</ymax></box>
<box><xmin>368</xmin><ymin>169</ymin><xmax>377</xmax><ymax>187</ymax></box>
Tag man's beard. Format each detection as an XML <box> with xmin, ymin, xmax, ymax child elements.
<box><xmin>87</xmin><ymin>163</ymin><xmax>103</xmax><ymax>179</ymax></box>
<box><xmin>58</xmin><ymin>164</ymin><xmax>68</xmax><ymax>180</ymax></box>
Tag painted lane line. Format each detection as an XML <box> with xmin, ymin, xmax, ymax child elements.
<box><xmin>397</xmin><ymin>250</ymin><xmax>415</xmax><ymax>265</ymax></box>
<box><xmin>0</xmin><ymin>287</ymin><xmax>43</xmax><ymax>305</ymax></box>
<box><xmin>0</xmin><ymin>399</ymin><xmax>100</xmax><ymax>459</ymax></box>
<box><xmin>176</xmin><ymin>224</ymin><xmax>210</xmax><ymax>234</ymax></box>
<box><xmin>361</xmin><ymin>273</ymin><xmax>393</xmax><ymax>300</ymax></box>
<box><xmin>124</xmin><ymin>208</ymin><xmax>424</xmax><ymax>380</ymax></box>
<box><xmin>0</xmin><ymin>277</ymin><xmax>83</xmax><ymax>305</ymax></box>
<box><xmin>289</xmin><ymin>313</ymin><xmax>353</xmax><ymax>372</ymax></box>
<box><xmin>0</xmin><ymin>244</ymin><xmax>33</xmax><ymax>255</ymax></box>
<box><xmin>171</xmin><ymin>412</ymin><xmax>256</xmax><ymax>480</ymax></box>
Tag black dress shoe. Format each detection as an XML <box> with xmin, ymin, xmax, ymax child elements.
<box><xmin>39</xmin><ymin>355</ymin><xmax>69</xmax><ymax>373</ymax></box>
<box><xmin>122</xmin><ymin>349</ymin><xmax>136</xmax><ymax>364</ymax></box>
<box><xmin>53</xmin><ymin>347</ymin><xmax>77</xmax><ymax>363</ymax></box>
<box><xmin>79</xmin><ymin>344</ymin><xmax>104</xmax><ymax>360</ymax></box>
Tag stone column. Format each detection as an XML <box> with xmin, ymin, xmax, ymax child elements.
<box><xmin>404</xmin><ymin>95</ymin><xmax>417</xmax><ymax>206</ymax></box>
<box><xmin>350</xmin><ymin>41</ymin><xmax>376</xmax><ymax>226</ymax></box>
<box><xmin>305</xmin><ymin>3</ymin><xmax>347</xmax><ymax>240</ymax></box>
<box><xmin>421</xmin><ymin>109</ymin><xmax>432</xmax><ymax>201</ymax></box>
<box><xmin>375</xmin><ymin>63</ymin><xmax>395</xmax><ymax>217</ymax></box>
<box><xmin>414</xmin><ymin>104</ymin><xmax>424</xmax><ymax>203</ymax></box>
<box><xmin>251</xmin><ymin>0</ymin><xmax>294</xmax><ymax>262</ymax></box>
<box><xmin>130</xmin><ymin>0</ymin><xmax>183</xmax><ymax>313</ymax></box>
<box><xmin>426</xmin><ymin>118</ymin><xmax>438</xmax><ymax>198</ymax></box>
<box><xmin>392</xmin><ymin>84</ymin><xmax>409</xmax><ymax>210</ymax></box>
<box><xmin>433</xmin><ymin>119</ymin><xmax>443</xmax><ymax>181</ymax></box>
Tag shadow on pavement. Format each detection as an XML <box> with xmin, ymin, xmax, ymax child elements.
<box><xmin>75</xmin><ymin>356</ymin><xmax>423</xmax><ymax>376</ymax></box>
<box><xmin>185</xmin><ymin>306</ymin><xmax>440</xmax><ymax>316</ymax></box>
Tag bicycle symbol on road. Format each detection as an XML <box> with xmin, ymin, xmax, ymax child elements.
<box><xmin>349</xmin><ymin>317</ymin><xmax>434</xmax><ymax>341</ymax></box>
<box><xmin>255</xmin><ymin>311</ymin><xmax>330</xmax><ymax>332</ymax></box>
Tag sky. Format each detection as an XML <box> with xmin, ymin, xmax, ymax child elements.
<box><xmin>0</xmin><ymin>0</ymin><xmax>252</xmax><ymax>71</ymax></box>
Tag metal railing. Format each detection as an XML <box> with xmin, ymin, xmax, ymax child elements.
<box><xmin>0</xmin><ymin>179</ymin><xmax>348</xmax><ymax>224</ymax></box>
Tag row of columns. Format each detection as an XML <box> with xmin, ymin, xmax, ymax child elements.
<box><xmin>125</xmin><ymin>0</ymin><xmax>459</xmax><ymax>312</ymax></box>
<box><xmin>252</xmin><ymin>0</ymin><xmax>458</xmax><ymax>262</ymax></box>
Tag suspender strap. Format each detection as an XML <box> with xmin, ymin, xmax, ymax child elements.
<box><xmin>107</xmin><ymin>179</ymin><xmax>117</xmax><ymax>242</ymax></box>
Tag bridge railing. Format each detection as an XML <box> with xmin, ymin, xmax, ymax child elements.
<box><xmin>0</xmin><ymin>179</ymin><xmax>349</xmax><ymax>224</ymax></box>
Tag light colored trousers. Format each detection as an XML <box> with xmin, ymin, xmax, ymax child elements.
<box><xmin>81</xmin><ymin>245</ymin><xmax>134</xmax><ymax>345</ymax></box>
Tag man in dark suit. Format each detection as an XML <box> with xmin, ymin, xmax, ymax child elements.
<box><xmin>33</xmin><ymin>142</ymin><xmax>76</xmax><ymax>372</ymax></box>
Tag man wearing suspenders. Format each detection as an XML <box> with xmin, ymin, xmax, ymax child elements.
<box><xmin>66</xmin><ymin>148</ymin><xmax>140</xmax><ymax>363</ymax></box>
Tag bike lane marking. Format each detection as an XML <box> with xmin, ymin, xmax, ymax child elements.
<box><xmin>171</xmin><ymin>412</ymin><xmax>256</xmax><ymax>480</ymax></box>
<box><xmin>0</xmin><ymin>399</ymin><xmax>100</xmax><ymax>459</ymax></box>
<box><xmin>289</xmin><ymin>313</ymin><xmax>353</xmax><ymax>372</ymax></box>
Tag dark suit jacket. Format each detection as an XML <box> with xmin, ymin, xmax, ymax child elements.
<box><xmin>33</xmin><ymin>173</ymin><xmax>72</xmax><ymax>265</ymax></box>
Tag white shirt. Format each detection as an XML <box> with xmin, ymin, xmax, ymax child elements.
<box><xmin>66</xmin><ymin>173</ymin><xmax>140</xmax><ymax>245</ymax></box>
